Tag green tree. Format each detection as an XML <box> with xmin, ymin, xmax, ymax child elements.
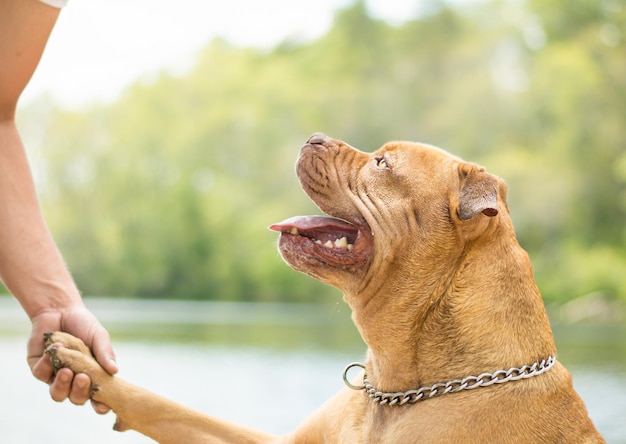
<box><xmin>17</xmin><ymin>0</ymin><xmax>625</xmax><ymax>304</ymax></box>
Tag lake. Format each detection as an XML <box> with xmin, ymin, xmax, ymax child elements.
<box><xmin>1</xmin><ymin>296</ymin><xmax>624</xmax><ymax>443</ymax></box>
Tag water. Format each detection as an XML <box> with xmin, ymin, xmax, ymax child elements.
<box><xmin>1</xmin><ymin>297</ymin><xmax>624</xmax><ymax>443</ymax></box>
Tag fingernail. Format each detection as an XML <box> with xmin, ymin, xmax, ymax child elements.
<box><xmin>59</xmin><ymin>372</ymin><xmax>72</xmax><ymax>383</ymax></box>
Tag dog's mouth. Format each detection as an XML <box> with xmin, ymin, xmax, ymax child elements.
<box><xmin>269</xmin><ymin>215</ymin><xmax>372</xmax><ymax>267</ymax></box>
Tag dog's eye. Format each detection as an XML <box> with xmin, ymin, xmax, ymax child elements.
<box><xmin>375</xmin><ymin>156</ymin><xmax>390</xmax><ymax>169</ymax></box>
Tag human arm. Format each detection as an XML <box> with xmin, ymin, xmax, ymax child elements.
<box><xmin>0</xmin><ymin>0</ymin><xmax>117</xmax><ymax>410</ymax></box>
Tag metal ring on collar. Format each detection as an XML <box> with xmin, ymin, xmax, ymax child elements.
<box><xmin>342</xmin><ymin>362</ymin><xmax>366</xmax><ymax>390</ymax></box>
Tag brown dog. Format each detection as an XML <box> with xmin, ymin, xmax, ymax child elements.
<box><xmin>46</xmin><ymin>133</ymin><xmax>604</xmax><ymax>443</ymax></box>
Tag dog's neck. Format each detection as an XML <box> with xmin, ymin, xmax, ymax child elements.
<box><xmin>346</xmin><ymin>224</ymin><xmax>557</xmax><ymax>393</ymax></box>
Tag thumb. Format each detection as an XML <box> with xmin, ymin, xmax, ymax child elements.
<box><xmin>90</xmin><ymin>328</ymin><xmax>118</xmax><ymax>375</ymax></box>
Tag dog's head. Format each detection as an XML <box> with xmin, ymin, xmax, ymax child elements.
<box><xmin>270</xmin><ymin>133</ymin><xmax>509</xmax><ymax>302</ymax></box>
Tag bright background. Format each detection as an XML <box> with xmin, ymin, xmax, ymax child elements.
<box><xmin>24</xmin><ymin>0</ymin><xmax>424</xmax><ymax>108</ymax></box>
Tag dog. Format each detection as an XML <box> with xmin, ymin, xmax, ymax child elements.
<box><xmin>45</xmin><ymin>133</ymin><xmax>604</xmax><ymax>443</ymax></box>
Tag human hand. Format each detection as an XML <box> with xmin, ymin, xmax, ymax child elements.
<box><xmin>27</xmin><ymin>302</ymin><xmax>118</xmax><ymax>414</ymax></box>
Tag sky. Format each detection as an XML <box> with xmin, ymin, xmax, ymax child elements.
<box><xmin>23</xmin><ymin>0</ymin><xmax>424</xmax><ymax>109</ymax></box>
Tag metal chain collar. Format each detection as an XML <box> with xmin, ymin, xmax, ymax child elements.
<box><xmin>343</xmin><ymin>356</ymin><xmax>556</xmax><ymax>406</ymax></box>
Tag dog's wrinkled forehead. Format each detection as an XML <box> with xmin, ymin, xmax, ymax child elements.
<box><xmin>374</xmin><ymin>141</ymin><xmax>464</xmax><ymax>178</ymax></box>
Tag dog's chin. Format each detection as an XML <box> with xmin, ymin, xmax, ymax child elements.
<box><xmin>269</xmin><ymin>215</ymin><xmax>372</xmax><ymax>280</ymax></box>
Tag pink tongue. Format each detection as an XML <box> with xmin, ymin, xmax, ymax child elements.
<box><xmin>268</xmin><ymin>216</ymin><xmax>355</xmax><ymax>233</ymax></box>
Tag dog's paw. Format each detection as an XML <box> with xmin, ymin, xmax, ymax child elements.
<box><xmin>43</xmin><ymin>331</ymin><xmax>107</xmax><ymax>387</ymax></box>
<box><xmin>44</xmin><ymin>331</ymin><xmax>92</xmax><ymax>356</ymax></box>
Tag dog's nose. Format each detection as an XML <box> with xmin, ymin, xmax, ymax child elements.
<box><xmin>307</xmin><ymin>132</ymin><xmax>330</xmax><ymax>145</ymax></box>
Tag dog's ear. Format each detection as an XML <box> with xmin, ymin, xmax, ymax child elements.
<box><xmin>457</xmin><ymin>164</ymin><xmax>499</xmax><ymax>221</ymax></box>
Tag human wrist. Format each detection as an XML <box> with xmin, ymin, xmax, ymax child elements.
<box><xmin>16</xmin><ymin>280</ymin><xmax>84</xmax><ymax>321</ymax></box>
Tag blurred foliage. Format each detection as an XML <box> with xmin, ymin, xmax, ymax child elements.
<box><xmin>17</xmin><ymin>0</ymin><xmax>626</xmax><ymax>303</ymax></box>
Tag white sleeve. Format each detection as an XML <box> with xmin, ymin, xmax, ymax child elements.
<box><xmin>39</xmin><ymin>0</ymin><xmax>69</xmax><ymax>8</ymax></box>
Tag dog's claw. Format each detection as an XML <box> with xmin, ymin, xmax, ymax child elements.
<box><xmin>45</xmin><ymin>346</ymin><xmax>63</xmax><ymax>373</ymax></box>
<box><xmin>43</xmin><ymin>331</ymin><xmax>54</xmax><ymax>347</ymax></box>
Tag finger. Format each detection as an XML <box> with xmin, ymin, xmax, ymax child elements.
<box><xmin>49</xmin><ymin>367</ymin><xmax>73</xmax><ymax>402</ymax></box>
<box><xmin>90</xmin><ymin>328</ymin><xmax>118</xmax><ymax>375</ymax></box>
<box><xmin>29</xmin><ymin>353</ymin><xmax>55</xmax><ymax>384</ymax></box>
<box><xmin>91</xmin><ymin>400</ymin><xmax>112</xmax><ymax>415</ymax></box>
<box><xmin>27</xmin><ymin>326</ymin><xmax>54</xmax><ymax>383</ymax></box>
<box><xmin>68</xmin><ymin>372</ymin><xmax>91</xmax><ymax>405</ymax></box>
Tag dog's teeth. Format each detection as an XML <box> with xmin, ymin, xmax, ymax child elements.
<box><xmin>290</xmin><ymin>227</ymin><xmax>299</xmax><ymax>235</ymax></box>
<box><xmin>315</xmin><ymin>237</ymin><xmax>354</xmax><ymax>250</ymax></box>
<box><xmin>334</xmin><ymin>237</ymin><xmax>348</xmax><ymax>248</ymax></box>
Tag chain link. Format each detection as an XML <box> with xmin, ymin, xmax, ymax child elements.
<box><xmin>343</xmin><ymin>356</ymin><xmax>556</xmax><ymax>406</ymax></box>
